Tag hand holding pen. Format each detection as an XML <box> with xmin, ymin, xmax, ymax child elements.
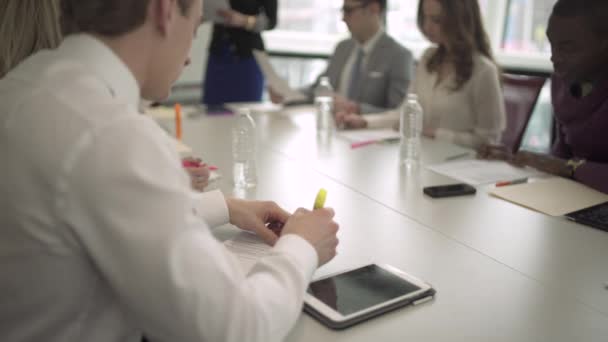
<box><xmin>182</xmin><ymin>157</ymin><xmax>218</xmax><ymax>192</ymax></box>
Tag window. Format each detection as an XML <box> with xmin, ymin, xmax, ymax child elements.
<box><xmin>264</xmin><ymin>0</ymin><xmax>554</xmax><ymax>71</ymax></box>
<box><xmin>502</xmin><ymin>0</ymin><xmax>557</xmax><ymax>56</ymax></box>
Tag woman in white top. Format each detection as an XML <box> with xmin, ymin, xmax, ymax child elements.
<box><xmin>337</xmin><ymin>0</ymin><xmax>506</xmax><ymax>149</ymax></box>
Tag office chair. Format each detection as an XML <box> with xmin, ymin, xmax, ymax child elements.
<box><xmin>500</xmin><ymin>73</ymin><xmax>547</xmax><ymax>153</ymax></box>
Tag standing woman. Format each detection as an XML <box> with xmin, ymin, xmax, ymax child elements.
<box><xmin>203</xmin><ymin>0</ymin><xmax>278</xmax><ymax>106</ymax></box>
<box><xmin>414</xmin><ymin>0</ymin><xmax>506</xmax><ymax>148</ymax></box>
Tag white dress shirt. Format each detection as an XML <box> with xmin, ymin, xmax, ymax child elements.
<box><xmin>0</xmin><ymin>34</ymin><xmax>317</xmax><ymax>342</ymax></box>
<box><xmin>338</xmin><ymin>28</ymin><xmax>384</xmax><ymax>97</ymax></box>
<box><xmin>363</xmin><ymin>48</ymin><xmax>506</xmax><ymax>148</ymax></box>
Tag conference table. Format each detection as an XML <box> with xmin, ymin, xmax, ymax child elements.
<box><xmin>159</xmin><ymin>104</ymin><xmax>608</xmax><ymax>341</ymax></box>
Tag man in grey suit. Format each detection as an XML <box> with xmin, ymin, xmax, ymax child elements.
<box><xmin>270</xmin><ymin>0</ymin><xmax>413</xmax><ymax>115</ymax></box>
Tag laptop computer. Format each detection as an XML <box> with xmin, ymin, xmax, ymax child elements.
<box><xmin>565</xmin><ymin>201</ymin><xmax>608</xmax><ymax>232</ymax></box>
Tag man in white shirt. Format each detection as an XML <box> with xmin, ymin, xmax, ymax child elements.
<box><xmin>269</xmin><ymin>0</ymin><xmax>413</xmax><ymax>115</ymax></box>
<box><xmin>0</xmin><ymin>1</ymin><xmax>339</xmax><ymax>341</ymax></box>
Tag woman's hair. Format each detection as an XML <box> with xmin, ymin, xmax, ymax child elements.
<box><xmin>0</xmin><ymin>0</ymin><xmax>62</xmax><ymax>78</ymax></box>
<box><xmin>417</xmin><ymin>0</ymin><xmax>495</xmax><ymax>90</ymax></box>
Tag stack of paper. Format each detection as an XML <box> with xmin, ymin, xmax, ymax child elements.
<box><xmin>224</xmin><ymin>232</ymin><xmax>271</xmax><ymax>273</ymax></box>
<box><xmin>202</xmin><ymin>0</ymin><xmax>230</xmax><ymax>23</ymax></box>
<box><xmin>336</xmin><ymin>129</ymin><xmax>401</xmax><ymax>143</ymax></box>
<box><xmin>426</xmin><ymin>159</ymin><xmax>542</xmax><ymax>185</ymax></box>
<box><xmin>252</xmin><ymin>50</ymin><xmax>307</xmax><ymax>103</ymax></box>
<box><xmin>490</xmin><ymin>177</ymin><xmax>608</xmax><ymax>216</ymax></box>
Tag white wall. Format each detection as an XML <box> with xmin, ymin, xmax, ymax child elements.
<box><xmin>179</xmin><ymin>22</ymin><xmax>212</xmax><ymax>84</ymax></box>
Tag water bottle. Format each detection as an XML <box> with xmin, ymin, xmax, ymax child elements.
<box><xmin>232</xmin><ymin>109</ymin><xmax>257</xmax><ymax>188</ymax></box>
<box><xmin>399</xmin><ymin>94</ymin><xmax>423</xmax><ymax>167</ymax></box>
<box><xmin>314</xmin><ymin>76</ymin><xmax>334</xmax><ymax>132</ymax></box>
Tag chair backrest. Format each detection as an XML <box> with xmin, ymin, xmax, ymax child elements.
<box><xmin>500</xmin><ymin>73</ymin><xmax>547</xmax><ymax>153</ymax></box>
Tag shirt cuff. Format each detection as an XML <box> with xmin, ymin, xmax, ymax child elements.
<box><xmin>191</xmin><ymin>190</ymin><xmax>230</xmax><ymax>228</ymax></box>
<box><xmin>273</xmin><ymin>234</ymin><xmax>318</xmax><ymax>281</ymax></box>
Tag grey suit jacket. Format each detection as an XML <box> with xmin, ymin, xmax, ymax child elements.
<box><xmin>304</xmin><ymin>32</ymin><xmax>413</xmax><ymax>114</ymax></box>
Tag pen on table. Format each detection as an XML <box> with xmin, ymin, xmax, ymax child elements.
<box><xmin>351</xmin><ymin>137</ymin><xmax>400</xmax><ymax>149</ymax></box>
<box><xmin>495</xmin><ymin>178</ymin><xmax>528</xmax><ymax>187</ymax></box>
<box><xmin>350</xmin><ymin>140</ymin><xmax>378</xmax><ymax>149</ymax></box>
<box><xmin>174</xmin><ymin>103</ymin><xmax>182</xmax><ymax>141</ymax></box>
<box><xmin>445</xmin><ymin>152</ymin><xmax>471</xmax><ymax>161</ymax></box>
<box><xmin>313</xmin><ymin>188</ymin><xmax>327</xmax><ymax>210</ymax></box>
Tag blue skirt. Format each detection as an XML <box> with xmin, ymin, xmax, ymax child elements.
<box><xmin>203</xmin><ymin>43</ymin><xmax>264</xmax><ymax>105</ymax></box>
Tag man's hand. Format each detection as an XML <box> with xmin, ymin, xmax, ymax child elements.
<box><xmin>477</xmin><ymin>145</ymin><xmax>570</xmax><ymax>177</ymax></box>
<box><xmin>333</xmin><ymin>95</ymin><xmax>359</xmax><ymax>115</ymax></box>
<box><xmin>281</xmin><ymin>208</ymin><xmax>339</xmax><ymax>267</ymax></box>
<box><xmin>335</xmin><ymin>111</ymin><xmax>368</xmax><ymax>129</ymax></box>
<box><xmin>226</xmin><ymin>198</ymin><xmax>290</xmax><ymax>246</ymax></box>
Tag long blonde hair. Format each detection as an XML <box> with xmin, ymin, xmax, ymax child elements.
<box><xmin>0</xmin><ymin>0</ymin><xmax>62</xmax><ymax>78</ymax></box>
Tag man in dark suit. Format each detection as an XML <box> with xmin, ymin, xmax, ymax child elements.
<box><xmin>271</xmin><ymin>0</ymin><xmax>413</xmax><ymax>114</ymax></box>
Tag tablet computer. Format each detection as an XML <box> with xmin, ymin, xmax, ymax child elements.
<box><xmin>303</xmin><ymin>264</ymin><xmax>435</xmax><ymax>330</ymax></box>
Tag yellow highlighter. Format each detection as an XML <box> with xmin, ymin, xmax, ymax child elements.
<box><xmin>313</xmin><ymin>188</ymin><xmax>327</xmax><ymax>210</ymax></box>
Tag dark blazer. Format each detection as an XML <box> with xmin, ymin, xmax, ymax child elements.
<box><xmin>306</xmin><ymin>32</ymin><xmax>414</xmax><ymax>114</ymax></box>
<box><xmin>209</xmin><ymin>0</ymin><xmax>278</xmax><ymax>57</ymax></box>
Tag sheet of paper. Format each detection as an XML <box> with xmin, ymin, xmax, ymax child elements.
<box><xmin>225</xmin><ymin>101</ymin><xmax>283</xmax><ymax>114</ymax></box>
<box><xmin>252</xmin><ymin>50</ymin><xmax>307</xmax><ymax>103</ymax></box>
<box><xmin>224</xmin><ymin>232</ymin><xmax>271</xmax><ymax>273</ymax></box>
<box><xmin>175</xmin><ymin>139</ymin><xmax>192</xmax><ymax>155</ymax></box>
<box><xmin>202</xmin><ymin>0</ymin><xmax>230</xmax><ymax>23</ymax></box>
<box><xmin>490</xmin><ymin>177</ymin><xmax>608</xmax><ymax>216</ymax></box>
<box><xmin>145</xmin><ymin>106</ymin><xmax>176</xmax><ymax>120</ymax></box>
<box><xmin>336</xmin><ymin>129</ymin><xmax>401</xmax><ymax>143</ymax></box>
<box><xmin>426</xmin><ymin>159</ymin><xmax>541</xmax><ymax>185</ymax></box>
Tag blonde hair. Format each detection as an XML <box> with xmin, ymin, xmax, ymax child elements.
<box><xmin>0</xmin><ymin>0</ymin><xmax>62</xmax><ymax>78</ymax></box>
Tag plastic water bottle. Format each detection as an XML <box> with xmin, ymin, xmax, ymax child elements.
<box><xmin>314</xmin><ymin>76</ymin><xmax>334</xmax><ymax>132</ymax></box>
<box><xmin>399</xmin><ymin>94</ymin><xmax>423</xmax><ymax>167</ymax></box>
<box><xmin>232</xmin><ymin>109</ymin><xmax>257</xmax><ymax>188</ymax></box>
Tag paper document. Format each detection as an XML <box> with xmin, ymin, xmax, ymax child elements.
<box><xmin>202</xmin><ymin>0</ymin><xmax>230</xmax><ymax>23</ymax></box>
<box><xmin>175</xmin><ymin>139</ymin><xmax>192</xmax><ymax>155</ymax></box>
<box><xmin>337</xmin><ymin>129</ymin><xmax>401</xmax><ymax>143</ymax></box>
<box><xmin>426</xmin><ymin>159</ymin><xmax>541</xmax><ymax>185</ymax></box>
<box><xmin>490</xmin><ymin>177</ymin><xmax>608</xmax><ymax>216</ymax></box>
<box><xmin>224</xmin><ymin>232</ymin><xmax>271</xmax><ymax>273</ymax></box>
<box><xmin>145</xmin><ymin>106</ymin><xmax>176</xmax><ymax>120</ymax></box>
<box><xmin>225</xmin><ymin>101</ymin><xmax>283</xmax><ymax>114</ymax></box>
<box><xmin>252</xmin><ymin>50</ymin><xmax>307</xmax><ymax>103</ymax></box>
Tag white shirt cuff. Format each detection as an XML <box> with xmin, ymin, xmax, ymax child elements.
<box><xmin>190</xmin><ymin>190</ymin><xmax>230</xmax><ymax>228</ymax></box>
<box><xmin>273</xmin><ymin>234</ymin><xmax>318</xmax><ymax>280</ymax></box>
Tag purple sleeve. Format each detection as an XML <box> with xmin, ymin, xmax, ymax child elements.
<box><xmin>574</xmin><ymin>162</ymin><xmax>608</xmax><ymax>194</ymax></box>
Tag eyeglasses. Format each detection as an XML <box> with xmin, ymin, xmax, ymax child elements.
<box><xmin>341</xmin><ymin>2</ymin><xmax>368</xmax><ymax>15</ymax></box>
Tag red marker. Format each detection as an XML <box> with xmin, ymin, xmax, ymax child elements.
<box><xmin>495</xmin><ymin>178</ymin><xmax>528</xmax><ymax>187</ymax></box>
<box><xmin>182</xmin><ymin>160</ymin><xmax>218</xmax><ymax>171</ymax></box>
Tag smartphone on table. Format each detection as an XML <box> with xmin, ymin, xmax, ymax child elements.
<box><xmin>423</xmin><ymin>183</ymin><xmax>476</xmax><ymax>198</ymax></box>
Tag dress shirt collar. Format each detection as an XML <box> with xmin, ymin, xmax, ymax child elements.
<box><xmin>60</xmin><ymin>34</ymin><xmax>141</xmax><ymax>109</ymax></box>
<box><xmin>356</xmin><ymin>28</ymin><xmax>384</xmax><ymax>56</ymax></box>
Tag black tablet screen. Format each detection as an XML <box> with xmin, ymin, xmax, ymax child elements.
<box><xmin>307</xmin><ymin>265</ymin><xmax>421</xmax><ymax>316</ymax></box>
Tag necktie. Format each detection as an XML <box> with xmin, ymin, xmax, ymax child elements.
<box><xmin>347</xmin><ymin>48</ymin><xmax>364</xmax><ymax>99</ymax></box>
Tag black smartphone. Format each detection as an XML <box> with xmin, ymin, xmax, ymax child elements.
<box><xmin>423</xmin><ymin>183</ymin><xmax>476</xmax><ymax>198</ymax></box>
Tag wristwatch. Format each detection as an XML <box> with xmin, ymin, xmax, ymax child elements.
<box><xmin>566</xmin><ymin>158</ymin><xmax>586</xmax><ymax>178</ymax></box>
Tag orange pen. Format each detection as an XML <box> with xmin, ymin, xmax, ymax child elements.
<box><xmin>174</xmin><ymin>103</ymin><xmax>182</xmax><ymax>141</ymax></box>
